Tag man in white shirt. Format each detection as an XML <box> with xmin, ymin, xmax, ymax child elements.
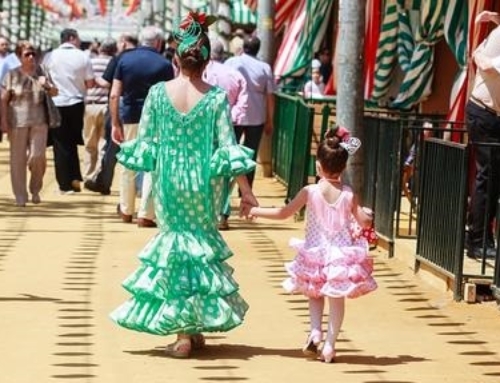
<box><xmin>466</xmin><ymin>11</ymin><xmax>500</xmax><ymax>260</ymax></box>
<box><xmin>46</xmin><ymin>28</ymin><xmax>95</xmax><ymax>194</ymax></box>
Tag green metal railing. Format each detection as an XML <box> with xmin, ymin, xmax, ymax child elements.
<box><xmin>272</xmin><ymin>92</ymin><xmax>314</xmax><ymax>203</ymax></box>
<box><xmin>416</xmin><ymin>139</ymin><xmax>469</xmax><ymax>301</ymax></box>
<box><xmin>272</xmin><ymin>93</ymin><xmax>483</xmax><ymax>301</ymax></box>
<box><xmin>362</xmin><ymin>113</ymin><xmax>402</xmax><ymax>257</ymax></box>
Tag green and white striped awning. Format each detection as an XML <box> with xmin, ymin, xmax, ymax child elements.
<box><xmin>231</xmin><ymin>0</ymin><xmax>257</xmax><ymax>25</ymax></box>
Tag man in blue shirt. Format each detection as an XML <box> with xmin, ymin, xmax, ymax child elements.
<box><xmin>110</xmin><ymin>26</ymin><xmax>174</xmax><ymax>228</ymax></box>
<box><xmin>83</xmin><ymin>33</ymin><xmax>138</xmax><ymax>196</ymax></box>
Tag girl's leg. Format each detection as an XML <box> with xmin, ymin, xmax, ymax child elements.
<box><xmin>322</xmin><ymin>297</ymin><xmax>345</xmax><ymax>363</ymax></box>
<box><xmin>303</xmin><ymin>297</ymin><xmax>324</xmax><ymax>356</ymax></box>
<box><xmin>309</xmin><ymin>297</ymin><xmax>324</xmax><ymax>336</ymax></box>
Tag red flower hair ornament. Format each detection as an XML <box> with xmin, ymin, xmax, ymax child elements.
<box><xmin>179</xmin><ymin>11</ymin><xmax>217</xmax><ymax>32</ymax></box>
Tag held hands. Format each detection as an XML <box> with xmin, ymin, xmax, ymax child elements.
<box><xmin>239</xmin><ymin>191</ymin><xmax>259</xmax><ymax>219</ymax></box>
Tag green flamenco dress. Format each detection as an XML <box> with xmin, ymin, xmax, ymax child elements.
<box><xmin>110</xmin><ymin>84</ymin><xmax>255</xmax><ymax>336</ymax></box>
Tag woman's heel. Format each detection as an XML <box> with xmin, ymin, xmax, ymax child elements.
<box><xmin>190</xmin><ymin>333</ymin><xmax>206</xmax><ymax>350</ymax></box>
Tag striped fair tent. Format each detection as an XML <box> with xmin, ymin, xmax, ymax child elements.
<box><xmin>232</xmin><ymin>0</ymin><xmax>257</xmax><ymax>25</ymax></box>
<box><xmin>275</xmin><ymin>0</ymin><xmax>300</xmax><ymax>32</ymax></box>
<box><xmin>244</xmin><ymin>0</ymin><xmax>257</xmax><ymax>11</ymax></box>
<box><xmin>364</xmin><ymin>0</ymin><xmax>382</xmax><ymax>98</ymax></box>
<box><xmin>371</xmin><ymin>0</ymin><xmax>447</xmax><ymax>109</ymax></box>
<box><xmin>391</xmin><ymin>0</ymin><xmax>446</xmax><ymax>109</ymax></box>
<box><xmin>370</xmin><ymin>0</ymin><xmax>399</xmax><ymax>101</ymax></box>
<box><xmin>274</xmin><ymin>0</ymin><xmax>332</xmax><ymax>79</ymax></box>
<box><xmin>443</xmin><ymin>0</ymin><xmax>468</xmax><ymax>139</ymax></box>
<box><xmin>445</xmin><ymin>0</ymin><xmax>492</xmax><ymax>138</ymax></box>
<box><xmin>325</xmin><ymin>0</ymin><xmax>382</xmax><ymax>96</ymax></box>
<box><xmin>242</xmin><ymin>0</ymin><xmax>306</xmax><ymax>32</ymax></box>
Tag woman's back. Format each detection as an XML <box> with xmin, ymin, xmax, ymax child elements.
<box><xmin>165</xmin><ymin>76</ymin><xmax>212</xmax><ymax>114</ymax></box>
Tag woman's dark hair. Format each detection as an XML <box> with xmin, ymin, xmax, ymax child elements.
<box><xmin>316</xmin><ymin>129</ymin><xmax>349</xmax><ymax>174</ymax></box>
<box><xmin>14</xmin><ymin>40</ymin><xmax>35</xmax><ymax>58</ymax></box>
<box><xmin>177</xmin><ymin>32</ymin><xmax>210</xmax><ymax>74</ymax></box>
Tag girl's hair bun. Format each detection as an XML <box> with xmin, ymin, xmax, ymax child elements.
<box><xmin>324</xmin><ymin>128</ymin><xmax>341</xmax><ymax>148</ymax></box>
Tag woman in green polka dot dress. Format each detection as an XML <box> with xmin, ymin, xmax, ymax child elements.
<box><xmin>110</xmin><ymin>12</ymin><xmax>259</xmax><ymax>358</ymax></box>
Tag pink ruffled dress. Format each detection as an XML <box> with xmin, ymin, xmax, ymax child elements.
<box><xmin>283</xmin><ymin>184</ymin><xmax>377</xmax><ymax>299</ymax></box>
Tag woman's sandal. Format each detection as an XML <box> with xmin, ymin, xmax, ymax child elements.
<box><xmin>164</xmin><ymin>337</ymin><xmax>192</xmax><ymax>359</ymax></box>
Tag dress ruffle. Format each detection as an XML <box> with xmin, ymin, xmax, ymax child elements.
<box><xmin>117</xmin><ymin>138</ymin><xmax>158</xmax><ymax>172</ymax></box>
<box><xmin>110</xmin><ymin>230</ymin><xmax>248</xmax><ymax>335</ymax></box>
<box><xmin>210</xmin><ymin>145</ymin><xmax>256</xmax><ymax>177</ymax></box>
<box><xmin>283</xmin><ymin>238</ymin><xmax>377</xmax><ymax>299</ymax></box>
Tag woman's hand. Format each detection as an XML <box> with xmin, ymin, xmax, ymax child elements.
<box><xmin>45</xmin><ymin>85</ymin><xmax>58</xmax><ymax>97</ymax></box>
<box><xmin>239</xmin><ymin>191</ymin><xmax>258</xmax><ymax>219</ymax></box>
<box><xmin>40</xmin><ymin>76</ymin><xmax>59</xmax><ymax>96</ymax></box>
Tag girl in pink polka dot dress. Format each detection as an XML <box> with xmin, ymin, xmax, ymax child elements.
<box><xmin>250</xmin><ymin>127</ymin><xmax>377</xmax><ymax>363</ymax></box>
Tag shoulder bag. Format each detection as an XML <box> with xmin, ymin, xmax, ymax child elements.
<box><xmin>40</xmin><ymin>66</ymin><xmax>61</xmax><ymax>129</ymax></box>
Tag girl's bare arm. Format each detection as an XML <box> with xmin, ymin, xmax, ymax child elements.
<box><xmin>250</xmin><ymin>187</ymin><xmax>308</xmax><ymax>220</ymax></box>
<box><xmin>352</xmin><ymin>194</ymin><xmax>373</xmax><ymax>228</ymax></box>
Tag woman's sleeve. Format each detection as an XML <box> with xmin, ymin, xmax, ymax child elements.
<box><xmin>116</xmin><ymin>86</ymin><xmax>158</xmax><ymax>172</ymax></box>
<box><xmin>210</xmin><ymin>93</ymin><xmax>256</xmax><ymax>177</ymax></box>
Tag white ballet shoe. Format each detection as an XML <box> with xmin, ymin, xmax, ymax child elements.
<box><xmin>319</xmin><ymin>342</ymin><xmax>336</xmax><ymax>363</ymax></box>
<box><xmin>302</xmin><ymin>330</ymin><xmax>322</xmax><ymax>357</ymax></box>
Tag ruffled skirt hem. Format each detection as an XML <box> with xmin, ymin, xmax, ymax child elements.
<box><xmin>111</xmin><ymin>230</ymin><xmax>248</xmax><ymax>335</ymax></box>
<box><xmin>283</xmin><ymin>239</ymin><xmax>377</xmax><ymax>299</ymax></box>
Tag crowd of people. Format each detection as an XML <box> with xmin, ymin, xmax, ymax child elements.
<box><xmin>0</xmin><ymin>12</ymin><xmax>377</xmax><ymax>363</ymax></box>
<box><xmin>0</xmin><ymin>22</ymin><xmax>275</xmax><ymax>225</ymax></box>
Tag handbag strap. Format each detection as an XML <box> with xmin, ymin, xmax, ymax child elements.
<box><xmin>40</xmin><ymin>65</ymin><xmax>53</xmax><ymax>84</ymax></box>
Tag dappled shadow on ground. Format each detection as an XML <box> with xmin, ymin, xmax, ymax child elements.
<box><xmin>126</xmin><ymin>343</ymin><xmax>428</xmax><ymax>368</ymax></box>
<box><xmin>125</xmin><ymin>343</ymin><xmax>304</xmax><ymax>360</ymax></box>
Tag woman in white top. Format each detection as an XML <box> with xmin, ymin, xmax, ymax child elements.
<box><xmin>303</xmin><ymin>67</ymin><xmax>325</xmax><ymax>99</ymax></box>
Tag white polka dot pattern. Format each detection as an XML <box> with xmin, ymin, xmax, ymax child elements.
<box><xmin>283</xmin><ymin>184</ymin><xmax>377</xmax><ymax>299</ymax></box>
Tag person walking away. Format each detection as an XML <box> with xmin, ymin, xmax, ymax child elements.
<box><xmin>0</xmin><ymin>41</ymin><xmax>58</xmax><ymax>206</ymax></box>
<box><xmin>229</xmin><ymin>29</ymin><xmax>245</xmax><ymax>57</ymax></box>
<box><xmin>82</xmin><ymin>38</ymin><xmax>116</xmax><ymax>184</ymax></box>
<box><xmin>250</xmin><ymin>127</ymin><xmax>377</xmax><ymax>363</ymax></box>
<box><xmin>46</xmin><ymin>28</ymin><xmax>95</xmax><ymax>194</ymax></box>
<box><xmin>204</xmin><ymin>37</ymin><xmax>248</xmax><ymax>230</ymax></box>
<box><xmin>83</xmin><ymin>33</ymin><xmax>138</xmax><ymax>196</ymax></box>
<box><xmin>0</xmin><ymin>35</ymin><xmax>20</xmax><ymax>143</ymax></box>
<box><xmin>110</xmin><ymin>11</ymin><xmax>258</xmax><ymax>358</ymax></box>
<box><xmin>225</xmin><ymin>36</ymin><xmax>276</xmax><ymax>189</ymax></box>
<box><xmin>466</xmin><ymin>10</ymin><xmax>500</xmax><ymax>260</ymax></box>
<box><xmin>110</xmin><ymin>26</ymin><xmax>174</xmax><ymax>228</ymax></box>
